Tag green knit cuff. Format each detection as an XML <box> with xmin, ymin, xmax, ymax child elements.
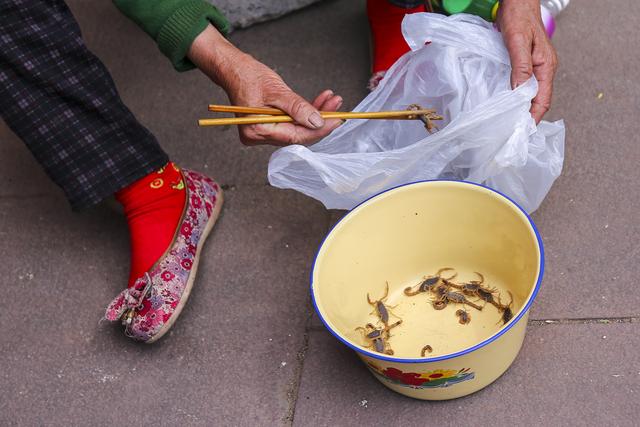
<box><xmin>156</xmin><ymin>0</ymin><xmax>230</xmax><ymax>72</ymax></box>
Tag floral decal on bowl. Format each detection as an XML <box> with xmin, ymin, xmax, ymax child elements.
<box><xmin>367</xmin><ymin>363</ymin><xmax>475</xmax><ymax>389</ymax></box>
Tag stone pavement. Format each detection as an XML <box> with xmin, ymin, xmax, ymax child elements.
<box><xmin>1</xmin><ymin>1</ymin><xmax>638</xmax><ymax>425</ymax></box>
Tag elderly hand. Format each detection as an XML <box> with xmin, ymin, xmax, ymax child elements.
<box><xmin>496</xmin><ymin>0</ymin><xmax>558</xmax><ymax>123</ymax></box>
<box><xmin>188</xmin><ymin>25</ymin><xmax>342</xmax><ymax>146</ymax></box>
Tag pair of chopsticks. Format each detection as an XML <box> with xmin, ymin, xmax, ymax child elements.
<box><xmin>199</xmin><ymin>104</ymin><xmax>443</xmax><ymax>131</ymax></box>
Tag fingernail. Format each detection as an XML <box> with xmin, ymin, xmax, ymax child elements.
<box><xmin>335</xmin><ymin>97</ymin><xmax>343</xmax><ymax>110</ymax></box>
<box><xmin>309</xmin><ymin>112</ymin><xmax>324</xmax><ymax>129</ymax></box>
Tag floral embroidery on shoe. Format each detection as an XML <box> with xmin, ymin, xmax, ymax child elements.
<box><xmin>105</xmin><ymin>272</ymin><xmax>153</xmax><ymax>321</ymax></box>
<box><xmin>104</xmin><ymin>170</ymin><xmax>221</xmax><ymax>342</ymax></box>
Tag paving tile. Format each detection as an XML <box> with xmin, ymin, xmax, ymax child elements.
<box><xmin>59</xmin><ymin>0</ymin><xmax>369</xmax><ymax>189</ymax></box>
<box><xmin>7</xmin><ymin>0</ymin><xmax>637</xmax><ymax>321</ymax></box>
<box><xmin>2</xmin><ymin>0</ymin><xmax>638</xmax><ymax>424</ymax></box>
<box><xmin>1</xmin><ymin>0</ymin><xmax>369</xmax><ymax>195</ymax></box>
<box><xmin>527</xmin><ymin>0</ymin><xmax>640</xmax><ymax>319</ymax></box>
<box><xmin>0</xmin><ymin>186</ymin><xmax>328</xmax><ymax>425</ymax></box>
<box><xmin>293</xmin><ymin>323</ymin><xmax>640</xmax><ymax>426</ymax></box>
<box><xmin>0</xmin><ymin>124</ymin><xmax>62</xmax><ymax>198</ymax></box>
<box><xmin>314</xmin><ymin>0</ymin><xmax>640</xmax><ymax>324</ymax></box>
<box><xmin>228</xmin><ymin>1</ymin><xmax>370</xmax><ymax>111</ymax></box>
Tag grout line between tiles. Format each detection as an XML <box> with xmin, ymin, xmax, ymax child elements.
<box><xmin>282</xmin><ymin>298</ymin><xmax>312</xmax><ymax>426</ymax></box>
<box><xmin>529</xmin><ymin>316</ymin><xmax>639</xmax><ymax>325</ymax></box>
<box><xmin>282</xmin><ymin>209</ymin><xmax>332</xmax><ymax>426</ymax></box>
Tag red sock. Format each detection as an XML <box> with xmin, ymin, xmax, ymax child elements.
<box><xmin>367</xmin><ymin>0</ymin><xmax>425</xmax><ymax>73</ymax></box>
<box><xmin>116</xmin><ymin>162</ymin><xmax>186</xmax><ymax>287</ymax></box>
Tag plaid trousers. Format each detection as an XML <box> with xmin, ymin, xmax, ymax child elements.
<box><xmin>0</xmin><ymin>0</ymin><xmax>168</xmax><ymax>210</ymax></box>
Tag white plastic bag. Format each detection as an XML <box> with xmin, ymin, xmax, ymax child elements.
<box><xmin>268</xmin><ymin>13</ymin><xmax>565</xmax><ymax>213</ymax></box>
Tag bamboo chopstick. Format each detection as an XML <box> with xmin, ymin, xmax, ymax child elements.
<box><xmin>208</xmin><ymin>105</ymin><xmax>287</xmax><ymax>115</ymax></box>
<box><xmin>200</xmin><ymin>105</ymin><xmax>442</xmax><ymax>127</ymax></box>
<box><xmin>208</xmin><ymin>104</ymin><xmax>438</xmax><ymax>116</ymax></box>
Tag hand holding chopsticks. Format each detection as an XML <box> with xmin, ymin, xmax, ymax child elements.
<box><xmin>199</xmin><ymin>104</ymin><xmax>443</xmax><ymax>133</ymax></box>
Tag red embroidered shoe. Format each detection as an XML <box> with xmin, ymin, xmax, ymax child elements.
<box><xmin>104</xmin><ymin>169</ymin><xmax>223</xmax><ymax>343</ymax></box>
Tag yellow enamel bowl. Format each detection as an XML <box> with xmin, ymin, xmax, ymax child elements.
<box><xmin>311</xmin><ymin>181</ymin><xmax>543</xmax><ymax>400</ymax></box>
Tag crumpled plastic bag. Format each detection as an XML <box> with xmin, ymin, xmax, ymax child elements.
<box><xmin>268</xmin><ymin>13</ymin><xmax>565</xmax><ymax>213</ymax></box>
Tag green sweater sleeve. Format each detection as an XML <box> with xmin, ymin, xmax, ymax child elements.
<box><xmin>113</xmin><ymin>0</ymin><xmax>230</xmax><ymax>71</ymax></box>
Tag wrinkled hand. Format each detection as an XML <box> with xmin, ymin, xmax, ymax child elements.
<box><xmin>188</xmin><ymin>25</ymin><xmax>342</xmax><ymax>146</ymax></box>
<box><xmin>496</xmin><ymin>0</ymin><xmax>558</xmax><ymax>123</ymax></box>
<box><xmin>221</xmin><ymin>55</ymin><xmax>343</xmax><ymax>146</ymax></box>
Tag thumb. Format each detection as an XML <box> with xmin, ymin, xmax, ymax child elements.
<box><xmin>270</xmin><ymin>91</ymin><xmax>325</xmax><ymax>130</ymax></box>
<box><xmin>505</xmin><ymin>32</ymin><xmax>534</xmax><ymax>89</ymax></box>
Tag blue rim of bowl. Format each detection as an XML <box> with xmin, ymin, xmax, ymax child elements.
<box><xmin>309</xmin><ymin>179</ymin><xmax>545</xmax><ymax>363</ymax></box>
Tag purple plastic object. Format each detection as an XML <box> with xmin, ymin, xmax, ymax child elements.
<box><xmin>540</xmin><ymin>5</ymin><xmax>557</xmax><ymax>38</ymax></box>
